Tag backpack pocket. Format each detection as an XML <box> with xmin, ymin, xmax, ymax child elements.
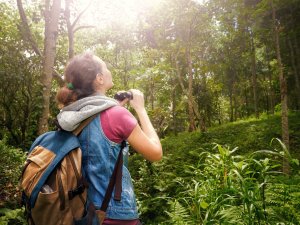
<box><xmin>21</xmin><ymin>146</ymin><xmax>56</xmax><ymax>196</ymax></box>
<box><xmin>31</xmin><ymin>174</ymin><xmax>62</xmax><ymax>225</ymax></box>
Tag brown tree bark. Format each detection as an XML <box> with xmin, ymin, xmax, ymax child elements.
<box><xmin>249</xmin><ymin>28</ymin><xmax>259</xmax><ymax>118</ymax></box>
<box><xmin>271</xmin><ymin>0</ymin><xmax>290</xmax><ymax>174</ymax></box>
<box><xmin>17</xmin><ymin>0</ymin><xmax>63</xmax><ymax>85</ymax></box>
<box><xmin>38</xmin><ymin>0</ymin><xmax>61</xmax><ymax>134</ymax></box>
<box><xmin>64</xmin><ymin>0</ymin><xmax>94</xmax><ymax>59</ymax></box>
<box><xmin>287</xmin><ymin>35</ymin><xmax>300</xmax><ymax>109</ymax></box>
<box><xmin>173</xmin><ymin>51</ymin><xmax>200</xmax><ymax>132</ymax></box>
<box><xmin>294</xmin><ymin>36</ymin><xmax>300</xmax><ymax>76</ymax></box>
<box><xmin>64</xmin><ymin>0</ymin><xmax>74</xmax><ymax>59</ymax></box>
<box><xmin>16</xmin><ymin>0</ymin><xmax>42</xmax><ymax>57</ymax></box>
<box><xmin>265</xmin><ymin>45</ymin><xmax>275</xmax><ymax>114</ymax></box>
<box><xmin>171</xmin><ymin>79</ymin><xmax>178</xmax><ymax>134</ymax></box>
<box><xmin>228</xmin><ymin>67</ymin><xmax>235</xmax><ymax>122</ymax></box>
<box><xmin>186</xmin><ymin>47</ymin><xmax>197</xmax><ymax>131</ymax></box>
<box><xmin>17</xmin><ymin>0</ymin><xmax>62</xmax><ymax>134</ymax></box>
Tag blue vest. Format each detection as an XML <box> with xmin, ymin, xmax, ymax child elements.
<box><xmin>78</xmin><ymin>114</ymin><xmax>139</xmax><ymax>220</ymax></box>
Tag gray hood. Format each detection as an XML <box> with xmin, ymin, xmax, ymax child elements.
<box><xmin>57</xmin><ymin>95</ymin><xmax>118</xmax><ymax>131</ymax></box>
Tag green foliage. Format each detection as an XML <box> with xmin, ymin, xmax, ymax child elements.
<box><xmin>0</xmin><ymin>139</ymin><xmax>26</xmax><ymax>208</ymax></box>
<box><xmin>0</xmin><ymin>2</ymin><xmax>42</xmax><ymax>149</ymax></box>
<box><xmin>130</xmin><ymin>113</ymin><xmax>300</xmax><ymax>224</ymax></box>
<box><xmin>163</xmin><ymin>112</ymin><xmax>300</xmax><ymax>157</ymax></box>
<box><xmin>165</xmin><ymin>200</ymin><xmax>194</xmax><ymax>225</ymax></box>
<box><xmin>0</xmin><ymin>208</ymin><xmax>26</xmax><ymax>225</ymax></box>
<box><xmin>1</xmin><ymin>0</ymin><xmax>300</xmax><ymax>223</ymax></box>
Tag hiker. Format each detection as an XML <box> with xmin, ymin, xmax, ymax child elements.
<box><xmin>55</xmin><ymin>52</ymin><xmax>163</xmax><ymax>225</ymax></box>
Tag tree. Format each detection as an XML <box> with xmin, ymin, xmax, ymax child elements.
<box><xmin>0</xmin><ymin>2</ymin><xmax>40</xmax><ymax>148</ymax></box>
<box><xmin>17</xmin><ymin>0</ymin><xmax>95</xmax><ymax>134</ymax></box>
<box><xmin>17</xmin><ymin>0</ymin><xmax>61</xmax><ymax>134</ymax></box>
<box><xmin>64</xmin><ymin>0</ymin><xmax>94</xmax><ymax>59</ymax></box>
<box><xmin>271</xmin><ymin>0</ymin><xmax>290</xmax><ymax>173</ymax></box>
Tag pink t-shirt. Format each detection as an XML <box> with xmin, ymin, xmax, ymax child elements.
<box><xmin>100</xmin><ymin>105</ymin><xmax>137</xmax><ymax>143</ymax></box>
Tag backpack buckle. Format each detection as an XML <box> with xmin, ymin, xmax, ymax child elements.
<box><xmin>68</xmin><ymin>183</ymin><xmax>86</xmax><ymax>200</ymax></box>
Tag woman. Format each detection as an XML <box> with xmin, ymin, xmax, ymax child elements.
<box><xmin>56</xmin><ymin>52</ymin><xmax>162</xmax><ymax>225</ymax></box>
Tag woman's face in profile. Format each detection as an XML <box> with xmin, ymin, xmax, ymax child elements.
<box><xmin>97</xmin><ymin>57</ymin><xmax>114</xmax><ymax>91</ymax></box>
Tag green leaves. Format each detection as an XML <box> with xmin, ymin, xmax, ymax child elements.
<box><xmin>200</xmin><ymin>200</ymin><xmax>209</xmax><ymax>209</ymax></box>
<box><xmin>0</xmin><ymin>139</ymin><xmax>26</xmax><ymax>208</ymax></box>
<box><xmin>130</xmin><ymin>113</ymin><xmax>300</xmax><ymax>224</ymax></box>
<box><xmin>0</xmin><ymin>208</ymin><xmax>26</xmax><ymax>225</ymax></box>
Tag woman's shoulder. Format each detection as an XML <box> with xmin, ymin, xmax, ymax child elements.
<box><xmin>100</xmin><ymin>105</ymin><xmax>137</xmax><ymax>143</ymax></box>
<box><xmin>105</xmin><ymin>105</ymin><xmax>131</xmax><ymax>114</ymax></box>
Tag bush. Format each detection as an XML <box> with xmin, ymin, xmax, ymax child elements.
<box><xmin>130</xmin><ymin>113</ymin><xmax>300</xmax><ymax>224</ymax></box>
<box><xmin>0</xmin><ymin>208</ymin><xmax>26</xmax><ymax>225</ymax></box>
<box><xmin>0</xmin><ymin>139</ymin><xmax>26</xmax><ymax>208</ymax></box>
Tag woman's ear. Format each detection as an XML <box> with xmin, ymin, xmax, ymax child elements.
<box><xmin>96</xmin><ymin>73</ymin><xmax>104</xmax><ymax>85</ymax></box>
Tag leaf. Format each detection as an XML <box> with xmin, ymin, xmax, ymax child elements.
<box><xmin>292</xmin><ymin>159</ymin><xmax>299</xmax><ymax>166</ymax></box>
<box><xmin>200</xmin><ymin>200</ymin><xmax>209</xmax><ymax>209</ymax></box>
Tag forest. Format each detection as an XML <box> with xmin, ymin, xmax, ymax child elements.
<box><xmin>0</xmin><ymin>0</ymin><xmax>300</xmax><ymax>224</ymax></box>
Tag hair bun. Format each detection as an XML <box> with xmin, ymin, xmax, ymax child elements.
<box><xmin>56</xmin><ymin>86</ymin><xmax>77</xmax><ymax>108</ymax></box>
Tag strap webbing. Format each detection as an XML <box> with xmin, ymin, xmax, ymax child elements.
<box><xmin>114</xmin><ymin>141</ymin><xmax>126</xmax><ymax>201</ymax></box>
<box><xmin>100</xmin><ymin>141</ymin><xmax>125</xmax><ymax>212</ymax></box>
<box><xmin>57</xmin><ymin>166</ymin><xmax>65</xmax><ymax>210</ymax></box>
<box><xmin>73</xmin><ymin>114</ymin><xmax>98</xmax><ymax>136</ymax></box>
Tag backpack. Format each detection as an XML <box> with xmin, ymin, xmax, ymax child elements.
<box><xmin>20</xmin><ymin>115</ymin><xmax>124</xmax><ymax>225</ymax></box>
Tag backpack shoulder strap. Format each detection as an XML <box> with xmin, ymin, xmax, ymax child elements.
<box><xmin>73</xmin><ymin>114</ymin><xmax>98</xmax><ymax>136</ymax></box>
<box><xmin>100</xmin><ymin>141</ymin><xmax>126</xmax><ymax>211</ymax></box>
<box><xmin>95</xmin><ymin>141</ymin><xmax>126</xmax><ymax>224</ymax></box>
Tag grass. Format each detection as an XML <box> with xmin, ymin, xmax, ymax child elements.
<box><xmin>161</xmin><ymin>112</ymin><xmax>300</xmax><ymax>159</ymax></box>
<box><xmin>131</xmin><ymin>112</ymin><xmax>300</xmax><ymax>224</ymax></box>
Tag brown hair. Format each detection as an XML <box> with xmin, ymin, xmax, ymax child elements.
<box><xmin>56</xmin><ymin>52</ymin><xmax>103</xmax><ymax>107</ymax></box>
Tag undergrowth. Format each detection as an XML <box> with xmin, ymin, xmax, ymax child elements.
<box><xmin>130</xmin><ymin>112</ymin><xmax>300</xmax><ymax>224</ymax></box>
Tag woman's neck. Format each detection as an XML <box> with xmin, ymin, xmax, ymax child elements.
<box><xmin>93</xmin><ymin>90</ymin><xmax>106</xmax><ymax>96</ymax></box>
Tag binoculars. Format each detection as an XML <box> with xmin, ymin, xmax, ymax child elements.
<box><xmin>114</xmin><ymin>91</ymin><xmax>133</xmax><ymax>101</ymax></box>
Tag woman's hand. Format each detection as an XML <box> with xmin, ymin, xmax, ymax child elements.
<box><xmin>129</xmin><ymin>89</ymin><xmax>145</xmax><ymax>112</ymax></box>
<box><xmin>126</xmin><ymin>89</ymin><xmax>162</xmax><ymax>162</ymax></box>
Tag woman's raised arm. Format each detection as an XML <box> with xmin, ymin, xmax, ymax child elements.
<box><xmin>126</xmin><ymin>89</ymin><xmax>162</xmax><ymax>162</ymax></box>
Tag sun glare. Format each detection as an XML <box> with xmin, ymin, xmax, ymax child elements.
<box><xmin>78</xmin><ymin>0</ymin><xmax>163</xmax><ymax>29</ymax></box>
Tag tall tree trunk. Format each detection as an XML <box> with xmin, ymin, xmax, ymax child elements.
<box><xmin>266</xmin><ymin>46</ymin><xmax>275</xmax><ymax>114</ymax></box>
<box><xmin>123</xmin><ymin>53</ymin><xmax>130</xmax><ymax>89</ymax></box>
<box><xmin>150</xmin><ymin>76</ymin><xmax>154</xmax><ymax>110</ymax></box>
<box><xmin>64</xmin><ymin>0</ymin><xmax>93</xmax><ymax>59</ymax></box>
<box><xmin>287</xmin><ymin>35</ymin><xmax>300</xmax><ymax>109</ymax></box>
<box><xmin>174</xmin><ymin>51</ymin><xmax>200</xmax><ymax>132</ymax></box>
<box><xmin>234</xmin><ymin>91</ymin><xmax>238</xmax><ymax>121</ymax></box>
<box><xmin>249</xmin><ymin>28</ymin><xmax>259</xmax><ymax>118</ymax></box>
<box><xmin>65</xmin><ymin>0</ymin><xmax>74</xmax><ymax>59</ymax></box>
<box><xmin>294</xmin><ymin>35</ymin><xmax>300</xmax><ymax>77</ymax></box>
<box><xmin>172</xmin><ymin>77</ymin><xmax>178</xmax><ymax>135</ymax></box>
<box><xmin>38</xmin><ymin>0</ymin><xmax>61</xmax><ymax>134</ymax></box>
<box><xmin>228</xmin><ymin>68</ymin><xmax>235</xmax><ymax>122</ymax></box>
<box><xmin>267</xmin><ymin>72</ymin><xmax>275</xmax><ymax>114</ymax></box>
<box><xmin>271</xmin><ymin>0</ymin><xmax>290</xmax><ymax>174</ymax></box>
<box><xmin>245</xmin><ymin>89</ymin><xmax>250</xmax><ymax>117</ymax></box>
<box><xmin>186</xmin><ymin>47</ymin><xmax>196</xmax><ymax>131</ymax></box>
<box><xmin>262</xmin><ymin>73</ymin><xmax>270</xmax><ymax>111</ymax></box>
<box><xmin>229</xmin><ymin>89</ymin><xmax>234</xmax><ymax>122</ymax></box>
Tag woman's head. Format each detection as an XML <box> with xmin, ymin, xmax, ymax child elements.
<box><xmin>56</xmin><ymin>52</ymin><xmax>113</xmax><ymax>107</ymax></box>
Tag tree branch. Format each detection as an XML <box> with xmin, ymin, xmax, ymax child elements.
<box><xmin>73</xmin><ymin>25</ymin><xmax>96</xmax><ymax>33</ymax></box>
<box><xmin>71</xmin><ymin>0</ymin><xmax>93</xmax><ymax>30</ymax></box>
<box><xmin>53</xmin><ymin>70</ymin><xmax>64</xmax><ymax>86</ymax></box>
<box><xmin>16</xmin><ymin>0</ymin><xmax>42</xmax><ymax>57</ymax></box>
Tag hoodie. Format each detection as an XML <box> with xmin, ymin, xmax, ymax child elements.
<box><xmin>57</xmin><ymin>95</ymin><xmax>118</xmax><ymax>131</ymax></box>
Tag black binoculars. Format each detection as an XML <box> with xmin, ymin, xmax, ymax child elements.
<box><xmin>114</xmin><ymin>91</ymin><xmax>133</xmax><ymax>101</ymax></box>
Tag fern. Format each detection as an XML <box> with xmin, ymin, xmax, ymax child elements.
<box><xmin>265</xmin><ymin>178</ymin><xmax>300</xmax><ymax>224</ymax></box>
<box><xmin>165</xmin><ymin>200</ymin><xmax>194</xmax><ymax>225</ymax></box>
